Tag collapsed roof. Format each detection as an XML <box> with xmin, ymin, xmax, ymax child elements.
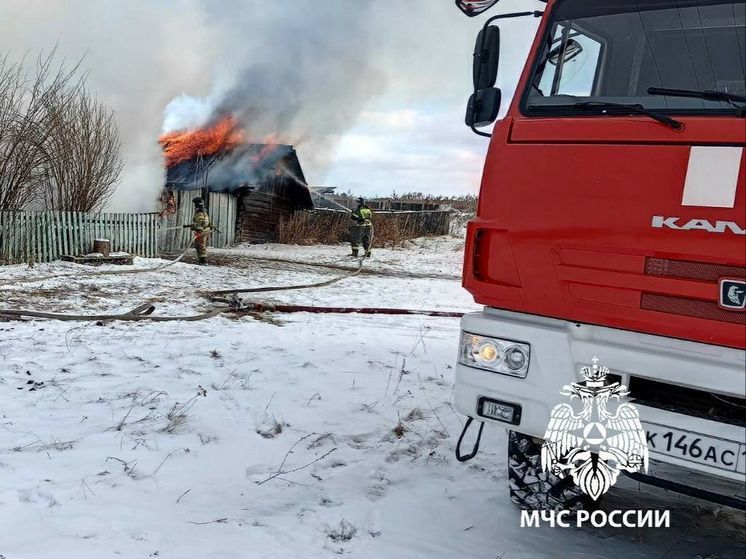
<box><xmin>164</xmin><ymin>143</ymin><xmax>312</xmax><ymax>209</ymax></box>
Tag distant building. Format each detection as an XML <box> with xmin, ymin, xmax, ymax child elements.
<box><xmin>305</xmin><ymin>192</ymin><xmax>445</xmax><ymax>213</ymax></box>
<box><xmin>366</xmin><ymin>198</ymin><xmax>443</xmax><ymax>212</ymax></box>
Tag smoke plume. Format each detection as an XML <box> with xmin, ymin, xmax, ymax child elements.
<box><xmin>162</xmin><ymin>1</ymin><xmax>384</xmax><ymax>183</ymax></box>
<box><xmin>0</xmin><ymin>0</ymin><xmax>521</xmax><ymax>205</ymax></box>
<box><xmin>0</xmin><ymin>0</ymin><xmax>383</xmax><ymax>211</ymax></box>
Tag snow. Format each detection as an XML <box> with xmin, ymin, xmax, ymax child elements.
<box><xmin>1</xmin><ymin>236</ymin><xmax>744</xmax><ymax>558</ymax></box>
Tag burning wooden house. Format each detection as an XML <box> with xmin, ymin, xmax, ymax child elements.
<box><xmin>158</xmin><ymin>118</ymin><xmax>313</xmax><ymax>249</ymax></box>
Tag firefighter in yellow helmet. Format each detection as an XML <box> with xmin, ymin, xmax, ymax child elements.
<box><xmin>183</xmin><ymin>197</ymin><xmax>213</xmax><ymax>265</ymax></box>
<box><xmin>350</xmin><ymin>197</ymin><xmax>373</xmax><ymax>258</ymax></box>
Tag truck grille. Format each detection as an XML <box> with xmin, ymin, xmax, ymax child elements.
<box><xmin>642</xmin><ymin>258</ymin><xmax>746</xmax><ymax>324</ymax></box>
<box><xmin>645</xmin><ymin>258</ymin><xmax>745</xmax><ymax>282</ymax></box>
<box><xmin>641</xmin><ymin>293</ymin><xmax>746</xmax><ymax>325</ymax></box>
<box><xmin>629</xmin><ymin>377</ymin><xmax>746</xmax><ymax>428</ymax></box>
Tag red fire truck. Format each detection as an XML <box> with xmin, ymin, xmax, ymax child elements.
<box><xmin>453</xmin><ymin>0</ymin><xmax>746</xmax><ymax>510</ymax></box>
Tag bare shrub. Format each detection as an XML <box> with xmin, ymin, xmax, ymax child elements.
<box><xmin>106</xmin><ymin>456</ymin><xmax>141</xmax><ymax>479</ymax></box>
<box><xmin>369</xmin><ymin>217</ymin><xmax>408</xmax><ymax>247</ymax></box>
<box><xmin>278</xmin><ymin>211</ymin><xmax>347</xmax><ymax>245</ymax></box>
<box><xmin>391</xmin><ymin>421</ymin><xmax>407</xmax><ymax>439</ymax></box>
<box><xmin>325</xmin><ymin>519</ymin><xmax>357</xmax><ymax>543</ymax></box>
<box><xmin>162</xmin><ymin>386</ymin><xmax>207</xmax><ymax>433</ymax></box>
<box><xmin>278</xmin><ymin>209</ymin><xmax>451</xmax><ymax>248</ymax></box>
<box><xmin>403</xmin><ymin>407</ymin><xmax>426</xmax><ymax>422</ymax></box>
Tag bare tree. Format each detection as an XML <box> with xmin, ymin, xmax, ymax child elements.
<box><xmin>40</xmin><ymin>87</ymin><xmax>124</xmax><ymax>211</ymax></box>
<box><xmin>0</xmin><ymin>49</ymin><xmax>123</xmax><ymax>212</ymax></box>
<box><xmin>0</xmin><ymin>53</ymin><xmax>57</xmax><ymax>210</ymax></box>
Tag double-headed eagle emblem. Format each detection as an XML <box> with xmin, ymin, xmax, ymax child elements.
<box><xmin>541</xmin><ymin>357</ymin><xmax>648</xmax><ymax>501</ymax></box>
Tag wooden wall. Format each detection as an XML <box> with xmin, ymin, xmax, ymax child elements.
<box><xmin>159</xmin><ymin>190</ymin><xmax>236</xmax><ymax>253</ymax></box>
<box><xmin>235</xmin><ymin>191</ymin><xmax>297</xmax><ymax>244</ymax></box>
<box><xmin>235</xmin><ymin>178</ymin><xmax>309</xmax><ymax>244</ymax></box>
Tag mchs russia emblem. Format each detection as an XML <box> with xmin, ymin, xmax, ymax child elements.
<box><xmin>541</xmin><ymin>358</ymin><xmax>648</xmax><ymax>501</ymax></box>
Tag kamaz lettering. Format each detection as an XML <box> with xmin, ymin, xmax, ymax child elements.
<box><xmin>652</xmin><ymin>216</ymin><xmax>746</xmax><ymax>235</ymax></box>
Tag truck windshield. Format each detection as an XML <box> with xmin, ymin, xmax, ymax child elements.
<box><xmin>524</xmin><ymin>0</ymin><xmax>746</xmax><ymax>114</ymax></box>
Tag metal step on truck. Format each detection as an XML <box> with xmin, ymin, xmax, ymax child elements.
<box><xmin>453</xmin><ymin>0</ymin><xmax>746</xmax><ymax>511</ymax></box>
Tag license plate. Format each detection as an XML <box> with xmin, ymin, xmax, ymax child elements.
<box><xmin>483</xmin><ymin>401</ymin><xmax>507</xmax><ymax>419</ymax></box>
<box><xmin>477</xmin><ymin>397</ymin><xmax>521</xmax><ymax>425</ymax></box>
<box><xmin>642</xmin><ymin>421</ymin><xmax>746</xmax><ymax>474</ymax></box>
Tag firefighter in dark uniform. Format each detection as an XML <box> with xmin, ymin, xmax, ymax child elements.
<box><xmin>350</xmin><ymin>197</ymin><xmax>373</xmax><ymax>258</ymax></box>
<box><xmin>184</xmin><ymin>197</ymin><xmax>212</xmax><ymax>265</ymax></box>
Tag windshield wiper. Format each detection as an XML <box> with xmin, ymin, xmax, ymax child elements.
<box><xmin>561</xmin><ymin>101</ymin><xmax>684</xmax><ymax>130</ymax></box>
<box><xmin>647</xmin><ymin>87</ymin><xmax>746</xmax><ymax>116</ymax></box>
<box><xmin>648</xmin><ymin>87</ymin><xmax>746</xmax><ymax>105</ymax></box>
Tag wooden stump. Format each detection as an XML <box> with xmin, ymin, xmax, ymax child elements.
<box><xmin>93</xmin><ymin>238</ymin><xmax>111</xmax><ymax>257</ymax></box>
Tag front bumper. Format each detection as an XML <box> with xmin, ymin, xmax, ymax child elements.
<box><xmin>454</xmin><ymin>308</ymin><xmax>746</xmax><ymax>484</ymax></box>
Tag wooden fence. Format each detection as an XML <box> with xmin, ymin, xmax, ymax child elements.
<box><xmin>0</xmin><ymin>211</ymin><xmax>158</xmax><ymax>264</ymax></box>
<box><xmin>0</xmin><ymin>202</ymin><xmax>452</xmax><ymax>264</ymax></box>
<box><xmin>159</xmin><ymin>190</ymin><xmax>236</xmax><ymax>253</ymax></box>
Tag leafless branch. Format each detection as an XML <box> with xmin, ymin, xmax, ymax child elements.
<box><xmin>189</xmin><ymin>518</ymin><xmax>228</xmax><ymax>525</ymax></box>
<box><xmin>152</xmin><ymin>447</ymin><xmax>189</xmax><ymax>475</ymax></box>
<box><xmin>257</xmin><ymin>433</ymin><xmax>337</xmax><ymax>485</ymax></box>
<box><xmin>0</xmin><ymin>48</ymin><xmax>122</xmax><ymax>213</ymax></box>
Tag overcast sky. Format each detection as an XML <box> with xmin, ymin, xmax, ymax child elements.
<box><xmin>0</xmin><ymin>0</ymin><xmax>543</xmax><ymax>210</ymax></box>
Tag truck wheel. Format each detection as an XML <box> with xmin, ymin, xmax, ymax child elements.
<box><xmin>508</xmin><ymin>430</ymin><xmax>589</xmax><ymax>511</ymax></box>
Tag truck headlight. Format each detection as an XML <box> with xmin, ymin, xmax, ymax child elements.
<box><xmin>459</xmin><ymin>332</ymin><xmax>530</xmax><ymax>378</ymax></box>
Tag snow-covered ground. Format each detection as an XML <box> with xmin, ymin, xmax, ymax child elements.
<box><xmin>1</xmin><ymin>237</ymin><xmax>744</xmax><ymax>558</ymax></box>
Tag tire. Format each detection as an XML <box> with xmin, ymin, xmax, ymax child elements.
<box><xmin>508</xmin><ymin>430</ymin><xmax>591</xmax><ymax>511</ymax></box>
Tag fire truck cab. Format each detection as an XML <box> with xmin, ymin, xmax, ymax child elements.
<box><xmin>454</xmin><ymin>0</ymin><xmax>746</xmax><ymax>510</ymax></box>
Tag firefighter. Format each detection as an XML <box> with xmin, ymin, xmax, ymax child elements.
<box><xmin>350</xmin><ymin>197</ymin><xmax>373</xmax><ymax>258</ymax></box>
<box><xmin>184</xmin><ymin>197</ymin><xmax>212</xmax><ymax>265</ymax></box>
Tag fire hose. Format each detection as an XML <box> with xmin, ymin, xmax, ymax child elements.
<box><xmin>1</xmin><ymin>225</ymin><xmax>466</xmax><ymax>322</ymax></box>
<box><xmin>202</xmin><ymin>257</ymin><xmax>364</xmax><ymax>297</ymax></box>
<box><xmin>217</xmin><ymin>301</ymin><xmax>464</xmax><ymax>318</ymax></box>
<box><xmin>202</xmin><ymin>222</ymin><xmax>377</xmax><ymax>296</ymax></box>
<box><xmin>0</xmin><ymin>225</ymin><xmax>232</xmax><ymax>289</ymax></box>
<box><xmin>0</xmin><ymin>302</ymin><xmax>463</xmax><ymax>322</ymax></box>
<box><xmin>0</xmin><ymin>231</ymin><xmax>204</xmax><ymax>289</ymax></box>
<box><xmin>0</xmin><ymin>303</ymin><xmax>221</xmax><ymax>322</ymax></box>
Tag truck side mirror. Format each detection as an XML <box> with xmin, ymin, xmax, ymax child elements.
<box><xmin>548</xmin><ymin>38</ymin><xmax>584</xmax><ymax>66</ymax></box>
<box><xmin>466</xmin><ymin>87</ymin><xmax>502</xmax><ymax>128</ymax></box>
<box><xmin>473</xmin><ymin>26</ymin><xmax>500</xmax><ymax>90</ymax></box>
<box><xmin>456</xmin><ymin>0</ymin><xmax>502</xmax><ymax>17</ymax></box>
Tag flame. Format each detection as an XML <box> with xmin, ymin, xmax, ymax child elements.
<box><xmin>159</xmin><ymin>117</ymin><xmax>245</xmax><ymax>168</ymax></box>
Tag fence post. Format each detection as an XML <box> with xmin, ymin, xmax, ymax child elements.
<box><xmin>41</xmin><ymin>212</ymin><xmax>49</xmax><ymax>262</ymax></box>
<box><xmin>126</xmin><ymin>213</ymin><xmax>132</xmax><ymax>254</ymax></box>
<box><xmin>142</xmin><ymin>214</ymin><xmax>148</xmax><ymax>256</ymax></box>
<box><xmin>12</xmin><ymin>212</ymin><xmax>19</xmax><ymax>262</ymax></box>
<box><xmin>133</xmin><ymin>214</ymin><xmax>139</xmax><ymax>256</ymax></box>
<box><xmin>151</xmin><ymin>213</ymin><xmax>157</xmax><ymax>257</ymax></box>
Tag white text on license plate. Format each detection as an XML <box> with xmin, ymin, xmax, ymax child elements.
<box><xmin>642</xmin><ymin>422</ymin><xmax>746</xmax><ymax>474</ymax></box>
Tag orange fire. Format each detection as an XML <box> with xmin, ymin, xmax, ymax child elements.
<box><xmin>159</xmin><ymin>116</ymin><xmax>245</xmax><ymax>168</ymax></box>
